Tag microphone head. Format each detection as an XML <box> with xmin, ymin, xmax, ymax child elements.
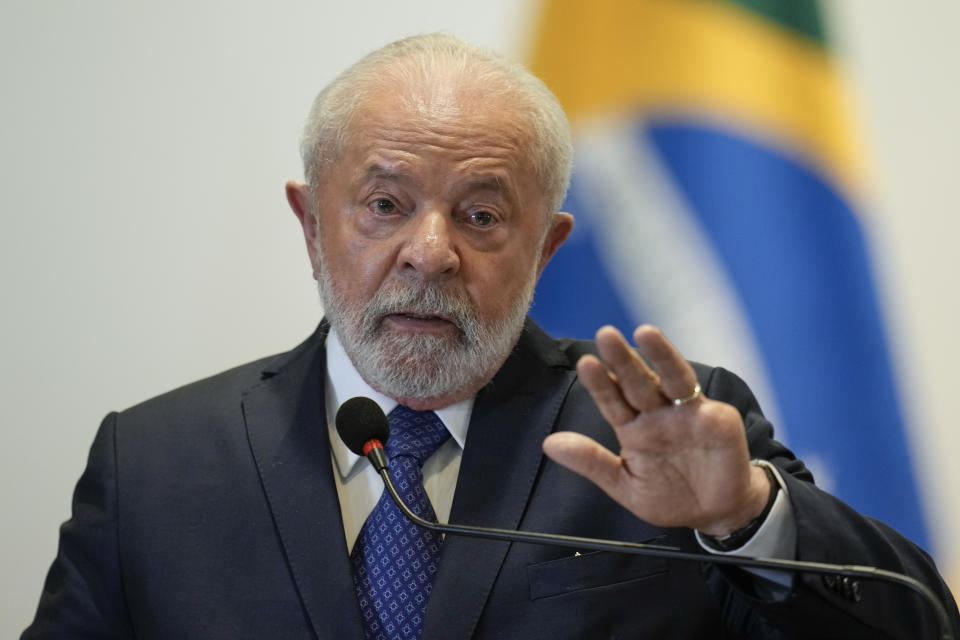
<box><xmin>335</xmin><ymin>396</ymin><xmax>390</xmax><ymax>456</ymax></box>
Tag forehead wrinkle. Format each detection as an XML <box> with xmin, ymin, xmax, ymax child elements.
<box><xmin>366</xmin><ymin>109</ymin><xmax>528</xmax><ymax>154</ymax></box>
<box><xmin>354</xmin><ymin>134</ymin><xmax>524</xmax><ymax>198</ymax></box>
<box><xmin>346</xmin><ymin>72</ymin><xmax>536</xmax><ymax>163</ymax></box>
<box><xmin>343</xmin><ymin>93</ymin><xmax>536</xmax><ymax>207</ymax></box>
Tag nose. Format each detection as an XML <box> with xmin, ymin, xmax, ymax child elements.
<box><xmin>396</xmin><ymin>209</ymin><xmax>460</xmax><ymax>279</ymax></box>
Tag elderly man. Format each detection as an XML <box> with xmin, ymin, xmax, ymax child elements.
<box><xmin>25</xmin><ymin>34</ymin><xmax>958</xmax><ymax>639</ymax></box>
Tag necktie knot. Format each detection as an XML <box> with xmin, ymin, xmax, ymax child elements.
<box><xmin>386</xmin><ymin>405</ymin><xmax>450</xmax><ymax>465</ymax></box>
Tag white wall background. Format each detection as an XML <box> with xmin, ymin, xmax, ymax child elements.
<box><xmin>1</xmin><ymin>1</ymin><xmax>956</xmax><ymax>634</ymax></box>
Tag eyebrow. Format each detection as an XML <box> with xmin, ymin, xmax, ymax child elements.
<box><xmin>360</xmin><ymin>163</ymin><xmax>413</xmax><ymax>185</ymax></box>
<box><xmin>460</xmin><ymin>175</ymin><xmax>506</xmax><ymax>194</ymax></box>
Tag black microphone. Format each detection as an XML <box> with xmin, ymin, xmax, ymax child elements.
<box><xmin>335</xmin><ymin>396</ymin><xmax>952</xmax><ymax>640</ymax></box>
<box><xmin>336</xmin><ymin>396</ymin><xmax>390</xmax><ymax>473</ymax></box>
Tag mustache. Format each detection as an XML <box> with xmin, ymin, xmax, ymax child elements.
<box><xmin>361</xmin><ymin>280</ymin><xmax>478</xmax><ymax>333</ymax></box>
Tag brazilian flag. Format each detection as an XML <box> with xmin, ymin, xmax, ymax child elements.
<box><xmin>529</xmin><ymin>0</ymin><xmax>930</xmax><ymax>550</ymax></box>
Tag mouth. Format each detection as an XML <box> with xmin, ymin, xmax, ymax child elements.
<box><xmin>382</xmin><ymin>312</ymin><xmax>457</xmax><ymax>333</ymax></box>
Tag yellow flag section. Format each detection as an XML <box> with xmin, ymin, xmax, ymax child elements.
<box><xmin>529</xmin><ymin>0</ymin><xmax>862</xmax><ymax>192</ymax></box>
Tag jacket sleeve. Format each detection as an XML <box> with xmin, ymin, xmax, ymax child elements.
<box><xmin>22</xmin><ymin>412</ymin><xmax>134</xmax><ymax>639</ymax></box>
<box><xmin>700</xmin><ymin>365</ymin><xmax>960</xmax><ymax>640</ymax></box>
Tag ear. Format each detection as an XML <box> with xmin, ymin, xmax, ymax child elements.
<box><xmin>286</xmin><ymin>180</ymin><xmax>320</xmax><ymax>279</ymax></box>
<box><xmin>536</xmin><ymin>212</ymin><xmax>574</xmax><ymax>277</ymax></box>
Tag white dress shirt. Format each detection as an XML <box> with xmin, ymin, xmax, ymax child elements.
<box><xmin>325</xmin><ymin>329</ymin><xmax>472</xmax><ymax>553</ymax></box>
<box><xmin>323</xmin><ymin>328</ymin><xmax>796</xmax><ymax>593</ymax></box>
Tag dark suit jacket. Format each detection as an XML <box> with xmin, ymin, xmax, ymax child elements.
<box><xmin>24</xmin><ymin>320</ymin><xmax>959</xmax><ymax>639</ymax></box>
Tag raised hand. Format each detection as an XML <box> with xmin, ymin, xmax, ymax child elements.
<box><xmin>542</xmin><ymin>325</ymin><xmax>771</xmax><ymax>537</ymax></box>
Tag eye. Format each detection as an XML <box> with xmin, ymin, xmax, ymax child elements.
<box><xmin>371</xmin><ymin>198</ymin><xmax>397</xmax><ymax>215</ymax></box>
<box><xmin>469</xmin><ymin>210</ymin><xmax>496</xmax><ymax>227</ymax></box>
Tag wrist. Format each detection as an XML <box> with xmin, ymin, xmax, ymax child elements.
<box><xmin>700</xmin><ymin>462</ymin><xmax>780</xmax><ymax>550</ymax></box>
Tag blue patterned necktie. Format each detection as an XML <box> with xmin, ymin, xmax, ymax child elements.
<box><xmin>351</xmin><ymin>405</ymin><xmax>450</xmax><ymax>640</ymax></box>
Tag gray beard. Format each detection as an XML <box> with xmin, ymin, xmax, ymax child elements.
<box><xmin>317</xmin><ymin>263</ymin><xmax>535</xmax><ymax>402</ymax></box>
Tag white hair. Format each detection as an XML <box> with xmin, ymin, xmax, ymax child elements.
<box><xmin>299</xmin><ymin>33</ymin><xmax>573</xmax><ymax>215</ymax></box>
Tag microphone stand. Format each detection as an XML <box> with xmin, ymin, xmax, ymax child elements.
<box><xmin>374</xmin><ymin>465</ymin><xmax>953</xmax><ymax>640</ymax></box>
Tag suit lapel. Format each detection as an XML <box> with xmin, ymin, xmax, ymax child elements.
<box><xmin>422</xmin><ymin>321</ymin><xmax>576</xmax><ymax>639</ymax></box>
<box><xmin>242</xmin><ymin>324</ymin><xmax>366</xmax><ymax>640</ymax></box>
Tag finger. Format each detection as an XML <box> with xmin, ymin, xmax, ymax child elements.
<box><xmin>632</xmin><ymin>325</ymin><xmax>700</xmax><ymax>404</ymax></box>
<box><xmin>542</xmin><ymin>431</ymin><xmax>622</xmax><ymax>497</ymax></box>
<box><xmin>577</xmin><ymin>355</ymin><xmax>636</xmax><ymax>427</ymax></box>
<box><xmin>594</xmin><ymin>325</ymin><xmax>665</xmax><ymax>411</ymax></box>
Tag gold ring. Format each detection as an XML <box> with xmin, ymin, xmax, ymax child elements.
<box><xmin>671</xmin><ymin>383</ymin><xmax>702</xmax><ymax>407</ymax></box>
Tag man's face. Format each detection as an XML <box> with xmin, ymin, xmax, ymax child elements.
<box><xmin>288</xmin><ymin>81</ymin><xmax>571</xmax><ymax>408</ymax></box>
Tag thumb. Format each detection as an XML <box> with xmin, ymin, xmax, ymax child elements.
<box><xmin>542</xmin><ymin>432</ymin><xmax>622</xmax><ymax>495</ymax></box>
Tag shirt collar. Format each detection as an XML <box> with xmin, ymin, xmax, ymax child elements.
<box><xmin>325</xmin><ymin>328</ymin><xmax>473</xmax><ymax>479</ymax></box>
